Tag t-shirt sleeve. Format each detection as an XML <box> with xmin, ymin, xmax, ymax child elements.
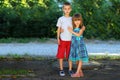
<box><xmin>56</xmin><ymin>18</ymin><xmax>61</xmax><ymax>28</ymax></box>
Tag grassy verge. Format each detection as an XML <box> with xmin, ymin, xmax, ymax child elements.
<box><xmin>89</xmin><ymin>55</ymin><xmax>120</xmax><ymax>60</ymax></box>
<box><xmin>0</xmin><ymin>69</ymin><xmax>35</xmax><ymax>78</ymax></box>
<box><xmin>0</xmin><ymin>69</ymin><xmax>29</xmax><ymax>75</ymax></box>
<box><xmin>0</xmin><ymin>54</ymin><xmax>120</xmax><ymax>61</ymax></box>
<box><xmin>0</xmin><ymin>54</ymin><xmax>50</xmax><ymax>61</ymax></box>
<box><xmin>0</xmin><ymin>38</ymin><xmax>49</xmax><ymax>43</ymax></box>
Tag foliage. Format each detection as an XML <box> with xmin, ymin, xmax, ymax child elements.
<box><xmin>0</xmin><ymin>0</ymin><xmax>120</xmax><ymax>39</ymax></box>
<box><xmin>0</xmin><ymin>0</ymin><xmax>61</xmax><ymax>38</ymax></box>
<box><xmin>71</xmin><ymin>0</ymin><xmax>120</xmax><ymax>39</ymax></box>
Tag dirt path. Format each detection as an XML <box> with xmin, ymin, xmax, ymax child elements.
<box><xmin>0</xmin><ymin>59</ymin><xmax>120</xmax><ymax>80</ymax></box>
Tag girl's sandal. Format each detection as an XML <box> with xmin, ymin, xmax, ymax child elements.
<box><xmin>71</xmin><ymin>73</ymin><xmax>80</xmax><ymax>77</ymax></box>
<box><xmin>79</xmin><ymin>71</ymin><xmax>84</xmax><ymax>77</ymax></box>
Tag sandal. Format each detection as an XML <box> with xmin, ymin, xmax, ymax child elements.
<box><xmin>71</xmin><ymin>73</ymin><xmax>80</xmax><ymax>77</ymax></box>
<box><xmin>79</xmin><ymin>70</ymin><xmax>84</xmax><ymax>77</ymax></box>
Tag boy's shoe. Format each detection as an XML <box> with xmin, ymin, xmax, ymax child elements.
<box><xmin>59</xmin><ymin>70</ymin><xmax>65</xmax><ymax>76</ymax></box>
<box><xmin>68</xmin><ymin>70</ymin><xmax>74</xmax><ymax>76</ymax></box>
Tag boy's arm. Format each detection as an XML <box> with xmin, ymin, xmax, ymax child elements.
<box><xmin>60</xmin><ymin>28</ymin><xmax>64</xmax><ymax>33</ymax></box>
<box><xmin>81</xmin><ymin>26</ymin><xmax>85</xmax><ymax>31</ymax></box>
<box><xmin>57</xmin><ymin>27</ymin><xmax>61</xmax><ymax>45</ymax></box>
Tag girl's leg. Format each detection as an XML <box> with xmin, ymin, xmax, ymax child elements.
<box><xmin>76</xmin><ymin>61</ymin><xmax>82</xmax><ymax>73</ymax></box>
<box><xmin>79</xmin><ymin>69</ymin><xmax>84</xmax><ymax>77</ymax></box>
<box><xmin>77</xmin><ymin>61</ymin><xmax>84</xmax><ymax>77</ymax></box>
<box><xmin>71</xmin><ymin>60</ymin><xmax>83</xmax><ymax>77</ymax></box>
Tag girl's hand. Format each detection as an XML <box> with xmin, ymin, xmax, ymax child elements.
<box><xmin>60</xmin><ymin>28</ymin><xmax>64</xmax><ymax>33</ymax></box>
<box><xmin>68</xmin><ymin>27</ymin><xmax>73</xmax><ymax>33</ymax></box>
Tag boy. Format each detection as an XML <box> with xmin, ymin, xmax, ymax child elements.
<box><xmin>56</xmin><ymin>2</ymin><xmax>73</xmax><ymax>76</ymax></box>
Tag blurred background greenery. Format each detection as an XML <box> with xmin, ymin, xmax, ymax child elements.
<box><xmin>0</xmin><ymin>0</ymin><xmax>120</xmax><ymax>40</ymax></box>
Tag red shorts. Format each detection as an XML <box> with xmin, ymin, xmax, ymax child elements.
<box><xmin>56</xmin><ymin>40</ymin><xmax>71</xmax><ymax>59</ymax></box>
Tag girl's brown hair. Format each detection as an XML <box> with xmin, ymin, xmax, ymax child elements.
<box><xmin>72</xmin><ymin>13</ymin><xmax>83</xmax><ymax>28</ymax></box>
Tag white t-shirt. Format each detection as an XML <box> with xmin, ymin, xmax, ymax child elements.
<box><xmin>56</xmin><ymin>16</ymin><xmax>72</xmax><ymax>41</ymax></box>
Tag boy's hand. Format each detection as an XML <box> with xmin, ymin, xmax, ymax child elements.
<box><xmin>60</xmin><ymin>28</ymin><xmax>64</xmax><ymax>33</ymax></box>
<box><xmin>68</xmin><ymin>27</ymin><xmax>73</xmax><ymax>33</ymax></box>
<box><xmin>57</xmin><ymin>39</ymin><xmax>60</xmax><ymax>45</ymax></box>
<box><xmin>82</xmin><ymin>26</ymin><xmax>85</xmax><ymax>31</ymax></box>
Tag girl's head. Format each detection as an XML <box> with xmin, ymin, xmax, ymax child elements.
<box><xmin>72</xmin><ymin>13</ymin><xmax>83</xmax><ymax>28</ymax></box>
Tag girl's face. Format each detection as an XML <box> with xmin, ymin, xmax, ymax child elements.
<box><xmin>74</xmin><ymin>20</ymin><xmax>81</xmax><ymax>27</ymax></box>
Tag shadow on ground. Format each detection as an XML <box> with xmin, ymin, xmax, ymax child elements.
<box><xmin>0</xmin><ymin>58</ymin><xmax>120</xmax><ymax>80</ymax></box>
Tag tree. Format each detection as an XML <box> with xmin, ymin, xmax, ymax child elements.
<box><xmin>71</xmin><ymin>0</ymin><xmax>120</xmax><ymax>39</ymax></box>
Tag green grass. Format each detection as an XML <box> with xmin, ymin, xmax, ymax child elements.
<box><xmin>6</xmin><ymin>54</ymin><xmax>23</xmax><ymax>58</ymax></box>
<box><xmin>0</xmin><ymin>54</ymin><xmax>120</xmax><ymax>61</ymax></box>
<box><xmin>0</xmin><ymin>69</ymin><xmax>29</xmax><ymax>75</ymax></box>
<box><xmin>0</xmin><ymin>38</ymin><xmax>49</xmax><ymax>43</ymax></box>
<box><xmin>0</xmin><ymin>54</ymin><xmax>49</xmax><ymax>61</ymax></box>
<box><xmin>89</xmin><ymin>55</ymin><xmax>120</xmax><ymax>60</ymax></box>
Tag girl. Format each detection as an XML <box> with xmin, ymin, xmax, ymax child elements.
<box><xmin>68</xmin><ymin>13</ymin><xmax>89</xmax><ymax>77</ymax></box>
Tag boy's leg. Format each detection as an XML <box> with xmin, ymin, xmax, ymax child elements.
<box><xmin>59</xmin><ymin>59</ymin><xmax>63</xmax><ymax>70</ymax></box>
<box><xmin>66</xmin><ymin>41</ymin><xmax>71</xmax><ymax>59</ymax></box>
<box><xmin>66</xmin><ymin>41</ymin><xmax>72</xmax><ymax>70</ymax></box>
<box><xmin>68</xmin><ymin>60</ymin><xmax>72</xmax><ymax>71</ymax></box>
<box><xmin>59</xmin><ymin>59</ymin><xmax>65</xmax><ymax>76</ymax></box>
<box><xmin>66</xmin><ymin>41</ymin><xmax>74</xmax><ymax>76</ymax></box>
<box><xmin>68</xmin><ymin>60</ymin><xmax>74</xmax><ymax>76</ymax></box>
<box><xmin>56</xmin><ymin>40</ymin><xmax>65</xmax><ymax>68</ymax></box>
<box><xmin>56</xmin><ymin>40</ymin><xmax>66</xmax><ymax>76</ymax></box>
<box><xmin>66</xmin><ymin>41</ymin><xmax>71</xmax><ymax>70</ymax></box>
<box><xmin>76</xmin><ymin>61</ymin><xmax>79</xmax><ymax>66</ymax></box>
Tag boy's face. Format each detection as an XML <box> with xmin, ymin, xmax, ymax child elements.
<box><xmin>63</xmin><ymin>5</ymin><xmax>71</xmax><ymax>15</ymax></box>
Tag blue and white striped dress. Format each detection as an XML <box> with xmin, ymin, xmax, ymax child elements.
<box><xmin>69</xmin><ymin>28</ymin><xmax>89</xmax><ymax>62</ymax></box>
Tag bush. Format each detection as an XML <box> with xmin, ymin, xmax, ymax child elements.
<box><xmin>0</xmin><ymin>0</ymin><xmax>120</xmax><ymax>40</ymax></box>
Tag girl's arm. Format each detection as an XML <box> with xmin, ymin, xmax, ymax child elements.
<box><xmin>71</xmin><ymin>29</ymin><xmax>84</xmax><ymax>37</ymax></box>
<box><xmin>68</xmin><ymin>26</ymin><xmax>85</xmax><ymax>37</ymax></box>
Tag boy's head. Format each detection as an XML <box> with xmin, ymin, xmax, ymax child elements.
<box><xmin>62</xmin><ymin>2</ymin><xmax>72</xmax><ymax>16</ymax></box>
